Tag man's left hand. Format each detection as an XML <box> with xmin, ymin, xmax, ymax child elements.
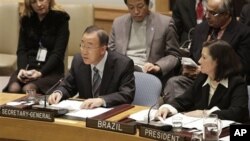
<box><xmin>80</xmin><ymin>98</ymin><xmax>105</xmax><ymax>109</ymax></box>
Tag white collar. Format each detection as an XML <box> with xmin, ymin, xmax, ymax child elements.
<box><xmin>202</xmin><ymin>77</ymin><xmax>228</xmax><ymax>88</ymax></box>
<box><xmin>91</xmin><ymin>51</ymin><xmax>108</xmax><ymax>74</ymax></box>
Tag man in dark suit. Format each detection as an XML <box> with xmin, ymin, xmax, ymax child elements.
<box><xmin>172</xmin><ymin>0</ymin><xmax>205</xmax><ymax>45</ymax></box>
<box><xmin>109</xmin><ymin>0</ymin><xmax>181</xmax><ymax>84</ymax></box>
<box><xmin>240</xmin><ymin>3</ymin><xmax>250</xmax><ymax>26</ymax></box>
<box><xmin>163</xmin><ymin>0</ymin><xmax>250</xmax><ymax>102</ymax></box>
<box><xmin>48</xmin><ymin>26</ymin><xmax>135</xmax><ymax>109</ymax></box>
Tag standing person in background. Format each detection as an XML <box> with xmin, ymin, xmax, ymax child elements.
<box><xmin>109</xmin><ymin>0</ymin><xmax>181</xmax><ymax>84</ymax></box>
<box><xmin>3</xmin><ymin>0</ymin><xmax>69</xmax><ymax>94</ymax></box>
<box><xmin>156</xmin><ymin>40</ymin><xmax>249</xmax><ymax>123</ymax></box>
<box><xmin>48</xmin><ymin>26</ymin><xmax>135</xmax><ymax>109</ymax></box>
<box><xmin>172</xmin><ymin>0</ymin><xmax>206</xmax><ymax>45</ymax></box>
<box><xmin>240</xmin><ymin>3</ymin><xmax>250</xmax><ymax>26</ymax></box>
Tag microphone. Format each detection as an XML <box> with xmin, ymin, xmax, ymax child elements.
<box><xmin>32</xmin><ymin>78</ymin><xmax>68</xmax><ymax>116</ymax></box>
<box><xmin>138</xmin><ymin>95</ymin><xmax>172</xmax><ymax>131</ymax></box>
<box><xmin>44</xmin><ymin>78</ymin><xmax>63</xmax><ymax>108</ymax></box>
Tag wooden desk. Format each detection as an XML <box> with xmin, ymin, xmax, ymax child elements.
<box><xmin>0</xmin><ymin>93</ymin><xmax>154</xmax><ymax>141</ymax></box>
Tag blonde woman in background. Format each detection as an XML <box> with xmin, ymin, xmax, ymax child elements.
<box><xmin>3</xmin><ymin>0</ymin><xmax>70</xmax><ymax>94</ymax></box>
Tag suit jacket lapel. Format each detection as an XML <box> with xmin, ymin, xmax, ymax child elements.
<box><xmin>201</xmin><ymin>84</ymin><xmax>210</xmax><ymax>108</ymax></box>
<box><xmin>146</xmin><ymin>13</ymin><xmax>155</xmax><ymax>60</ymax></box>
<box><xmin>190</xmin><ymin>0</ymin><xmax>197</xmax><ymax>26</ymax></box>
<box><xmin>99</xmin><ymin>52</ymin><xmax>114</xmax><ymax>95</ymax></box>
<box><xmin>221</xmin><ymin>19</ymin><xmax>236</xmax><ymax>43</ymax></box>
<box><xmin>209</xmin><ymin>84</ymin><xmax>227</xmax><ymax>108</ymax></box>
<box><xmin>122</xmin><ymin>17</ymin><xmax>132</xmax><ymax>54</ymax></box>
<box><xmin>80</xmin><ymin>63</ymin><xmax>93</xmax><ymax>98</ymax></box>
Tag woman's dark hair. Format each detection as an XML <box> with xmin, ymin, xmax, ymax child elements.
<box><xmin>124</xmin><ymin>0</ymin><xmax>150</xmax><ymax>6</ymax></box>
<box><xmin>202</xmin><ymin>40</ymin><xmax>242</xmax><ymax>81</ymax></box>
<box><xmin>83</xmin><ymin>25</ymin><xmax>109</xmax><ymax>47</ymax></box>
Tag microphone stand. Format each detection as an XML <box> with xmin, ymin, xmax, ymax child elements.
<box><xmin>32</xmin><ymin>78</ymin><xmax>68</xmax><ymax>116</ymax></box>
<box><xmin>140</xmin><ymin>96</ymin><xmax>172</xmax><ymax>131</ymax></box>
<box><xmin>43</xmin><ymin>79</ymin><xmax>63</xmax><ymax>108</ymax></box>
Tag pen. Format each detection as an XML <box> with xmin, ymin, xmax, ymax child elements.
<box><xmin>25</xmin><ymin>64</ymin><xmax>29</xmax><ymax>70</ymax></box>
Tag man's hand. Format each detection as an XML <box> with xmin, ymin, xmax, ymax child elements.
<box><xmin>143</xmin><ymin>63</ymin><xmax>160</xmax><ymax>73</ymax></box>
<box><xmin>80</xmin><ymin>98</ymin><xmax>105</xmax><ymax>109</ymax></box>
<box><xmin>48</xmin><ymin>92</ymin><xmax>62</xmax><ymax>104</ymax></box>
<box><xmin>182</xmin><ymin>65</ymin><xmax>200</xmax><ymax>78</ymax></box>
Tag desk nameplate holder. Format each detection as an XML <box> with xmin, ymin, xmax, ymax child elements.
<box><xmin>86</xmin><ymin>118</ymin><xmax>136</xmax><ymax>135</ymax></box>
<box><xmin>0</xmin><ymin>106</ymin><xmax>54</xmax><ymax>122</ymax></box>
<box><xmin>86</xmin><ymin>104</ymin><xmax>136</xmax><ymax>134</ymax></box>
<box><xmin>139</xmin><ymin>126</ymin><xmax>185</xmax><ymax>141</ymax></box>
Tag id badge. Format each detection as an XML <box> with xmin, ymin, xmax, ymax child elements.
<box><xmin>36</xmin><ymin>47</ymin><xmax>47</xmax><ymax>62</ymax></box>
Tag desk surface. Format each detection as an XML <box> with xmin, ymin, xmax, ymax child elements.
<box><xmin>0</xmin><ymin>93</ymin><xmax>155</xmax><ymax>141</ymax></box>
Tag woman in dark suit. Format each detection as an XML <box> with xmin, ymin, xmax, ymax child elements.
<box><xmin>156</xmin><ymin>40</ymin><xmax>249</xmax><ymax>122</ymax></box>
<box><xmin>3</xmin><ymin>0</ymin><xmax>69</xmax><ymax>94</ymax></box>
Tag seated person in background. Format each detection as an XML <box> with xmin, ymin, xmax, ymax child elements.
<box><xmin>3</xmin><ymin>0</ymin><xmax>69</xmax><ymax>94</ymax></box>
<box><xmin>48</xmin><ymin>26</ymin><xmax>135</xmax><ymax>109</ymax></box>
<box><xmin>163</xmin><ymin>0</ymin><xmax>250</xmax><ymax>103</ymax></box>
<box><xmin>156</xmin><ymin>40</ymin><xmax>249</xmax><ymax>123</ymax></box>
<box><xmin>109</xmin><ymin>0</ymin><xmax>181</xmax><ymax>84</ymax></box>
<box><xmin>240</xmin><ymin>3</ymin><xmax>250</xmax><ymax>26</ymax></box>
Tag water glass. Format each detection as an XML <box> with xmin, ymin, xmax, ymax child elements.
<box><xmin>191</xmin><ymin>131</ymin><xmax>203</xmax><ymax>141</ymax></box>
<box><xmin>203</xmin><ymin>114</ymin><xmax>222</xmax><ymax>141</ymax></box>
<box><xmin>172</xmin><ymin>116</ymin><xmax>183</xmax><ymax>132</ymax></box>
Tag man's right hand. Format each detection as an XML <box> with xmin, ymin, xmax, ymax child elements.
<box><xmin>48</xmin><ymin>92</ymin><xmax>62</xmax><ymax>104</ymax></box>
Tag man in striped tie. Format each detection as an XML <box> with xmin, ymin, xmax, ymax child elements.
<box><xmin>48</xmin><ymin>25</ymin><xmax>135</xmax><ymax>109</ymax></box>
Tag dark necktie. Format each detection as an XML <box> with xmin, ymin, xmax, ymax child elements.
<box><xmin>210</xmin><ymin>28</ymin><xmax>220</xmax><ymax>40</ymax></box>
<box><xmin>196</xmin><ymin>0</ymin><xmax>204</xmax><ymax>21</ymax></box>
<box><xmin>92</xmin><ymin>67</ymin><xmax>101</xmax><ymax>97</ymax></box>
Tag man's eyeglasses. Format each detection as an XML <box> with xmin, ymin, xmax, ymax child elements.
<box><xmin>80</xmin><ymin>44</ymin><xmax>100</xmax><ymax>51</ymax></box>
<box><xmin>205</xmin><ymin>9</ymin><xmax>223</xmax><ymax>17</ymax></box>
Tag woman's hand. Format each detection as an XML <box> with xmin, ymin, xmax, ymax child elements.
<box><xmin>155</xmin><ymin>107</ymin><xmax>171</xmax><ymax>120</ymax></box>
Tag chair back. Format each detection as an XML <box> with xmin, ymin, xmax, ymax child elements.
<box><xmin>61</xmin><ymin>4</ymin><xmax>94</xmax><ymax>70</ymax></box>
<box><xmin>132</xmin><ymin>72</ymin><xmax>162</xmax><ymax>106</ymax></box>
<box><xmin>0</xmin><ymin>1</ymin><xmax>19</xmax><ymax>75</ymax></box>
<box><xmin>0</xmin><ymin>1</ymin><xmax>19</xmax><ymax>54</ymax></box>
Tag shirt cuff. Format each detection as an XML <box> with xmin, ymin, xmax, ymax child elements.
<box><xmin>159</xmin><ymin>104</ymin><xmax>178</xmax><ymax>115</ymax></box>
<box><xmin>206</xmin><ymin>106</ymin><xmax>220</xmax><ymax>115</ymax></box>
<box><xmin>53</xmin><ymin>90</ymin><xmax>63</xmax><ymax>96</ymax></box>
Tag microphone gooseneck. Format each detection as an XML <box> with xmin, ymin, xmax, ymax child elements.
<box><xmin>44</xmin><ymin>78</ymin><xmax>63</xmax><ymax>108</ymax></box>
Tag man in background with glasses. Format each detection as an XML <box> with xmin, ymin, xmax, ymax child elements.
<box><xmin>48</xmin><ymin>26</ymin><xmax>135</xmax><ymax>109</ymax></box>
<box><xmin>163</xmin><ymin>0</ymin><xmax>250</xmax><ymax>103</ymax></box>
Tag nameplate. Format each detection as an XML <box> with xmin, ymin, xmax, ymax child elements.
<box><xmin>86</xmin><ymin>118</ymin><xmax>136</xmax><ymax>135</ymax></box>
<box><xmin>139</xmin><ymin>126</ymin><xmax>184</xmax><ymax>141</ymax></box>
<box><xmin>0</xmin><ymin>106</ymin><xmax>54</xmax><ymax>122</ymax></box>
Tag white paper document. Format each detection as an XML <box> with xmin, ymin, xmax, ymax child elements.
<box><xmin>161</xmin><ymin>113</ymin><xmax>235</xmax><ymax>130</ymax></box>
<box><xmin>181</xmin><ymin>57</ymin><xmax>198</xmax><ymax>67</ymax></box>
<box><xmin>129</xmin><ymin>110</ymin><xmax>235</xmax><ymax>130</ymax></box>
<box><xmin>129</xmin><ymin>109</ymin><xmax>157</xmax><ymax>122</ymax></box>
<box><xmin>66</xmin><ymin>107</ymin><xmax>112</xmax><ymax>118</ymax></box>
<box><xmin>51</xmin><ymin>100</ymin><xmax>82</xmax><ymax>111</ymax></box>
<box><xmin>51</xmin><ymin>100</ymin><xmax>112</xmax><ymax>118</ymax></box>
<box><xmin>220</xmin><ymin>135</ymin><xmax>229</xmax><ymax>141</ymax></box>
